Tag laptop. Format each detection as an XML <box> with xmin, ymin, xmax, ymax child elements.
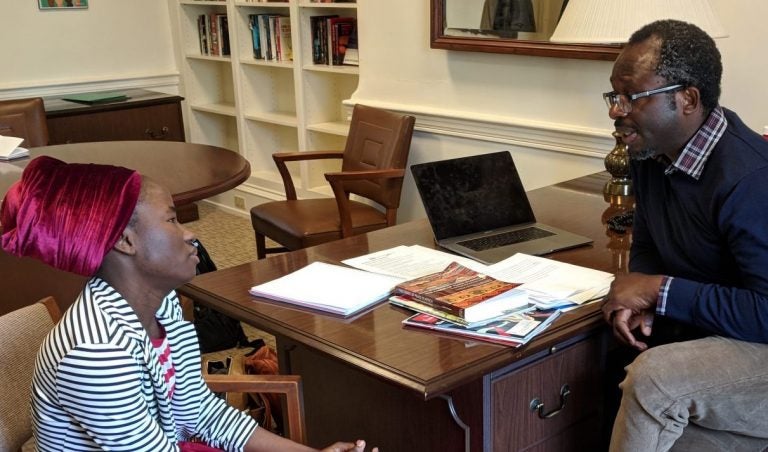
<box><xmin>410</xmin><ymin>151</ymin><xmax>593</xmax><ymax>264</ymax></box>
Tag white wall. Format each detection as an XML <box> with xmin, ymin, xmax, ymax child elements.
<box><xmin>0</xmin><ymin>1</ymin><xmax>178</xmax><ymax>98</ymax></box>
<box><xmin>353</xmin><ymin>0</ymin><xmax>768</xmax><ymax>221</ymax></box>
<box><xmin>0</xmin><ymin>0</ymin><xmax>764</xmax><ymax>223</ymax></box>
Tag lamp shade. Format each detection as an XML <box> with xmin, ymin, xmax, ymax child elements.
<box><xmin>550</xmin><ymin>0</ymin><xmax>727</xmax><ymax>44</ymax></box>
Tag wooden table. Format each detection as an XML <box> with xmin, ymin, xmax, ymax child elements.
<box><xmin>0</xmin><ymin>141</ymin><xmax>250</xmax><ymax>315</ymax></box>
<box><xmin>181</xmin><ymin>172</ymin><xmax>632</xmax><ymax>451</ymax></box>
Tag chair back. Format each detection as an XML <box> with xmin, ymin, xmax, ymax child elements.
<box><xmin>341</xmin><ymin>104</ymin><xmax>415</xmax><ymax>209</ymax></box>
<box><xmin>0</xmin><ymin>297</ymin><xmax>60</xmax><ymax>451</ymax></box>
<box><xmin>0</xmin><ymin>97</ymin><xmax>49</xmax><ymax>148</ymax></box>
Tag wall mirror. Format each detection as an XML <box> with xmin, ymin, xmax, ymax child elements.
<box><xmin>430</xmin><ymin>0</ymin><xmax>621</xmax><ymax>61</ymax></box>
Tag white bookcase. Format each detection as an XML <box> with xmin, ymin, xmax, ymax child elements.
<box><xmin>171</xmin><ymin>0</ymin><xmax>359</xmax><ymax>201</ymax></box>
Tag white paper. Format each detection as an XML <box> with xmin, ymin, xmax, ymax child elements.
<box><xmin>342</xmin><ymin>244</ymin><xmax>487</xmax><ymax>279</ymax></box>
<box><xmin>486</xmin><ymin>253</ymin><xmax>613</xmax><ymax>305</ymax></box>
<box><xmin>0</xmin><ymin>135</ymin><xmax>26</xmax><ymax>160</ymax></box>
<box><xmin>249</xmin><ymin>261</ymin><xmax>404</xmax><ymax>316</ymax></box>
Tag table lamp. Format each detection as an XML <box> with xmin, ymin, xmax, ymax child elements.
<box><xmin>550</xmin><ymin>0</ymin><xmax>727</xmax><ymax>196</ymax></box>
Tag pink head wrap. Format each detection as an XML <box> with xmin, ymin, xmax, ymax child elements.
<box><xmin>1</xmin><ymin>156</ymin><xmax>142</xmax><ymax>276</ymax></box>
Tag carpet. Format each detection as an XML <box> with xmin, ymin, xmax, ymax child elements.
<box><xmin>184</xmin><ymin>202</ymin><xmax>277</xmax><ymax>356</ymax></box>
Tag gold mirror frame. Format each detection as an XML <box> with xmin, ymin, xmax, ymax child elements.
<box><xmin>430</xmin><ymin>0</ymin><xmax>621</xmax><ymax>61</ymax></box>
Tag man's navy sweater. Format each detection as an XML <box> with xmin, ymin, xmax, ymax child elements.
<box><xmin>630</xmin><ymin>109</ymin><xmax>768</xmax><ymax>343</ymax></box>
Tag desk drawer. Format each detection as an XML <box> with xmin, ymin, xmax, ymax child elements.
<box><xmin>491</xmin><ymin>335</ymin><xmax>604</xmax><ymax>451</ymax></box>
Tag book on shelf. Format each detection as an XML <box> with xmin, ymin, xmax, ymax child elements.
<box><xmin>393</xmin><ymin>262</ymin><xmax>528</xmax><ymax>324</ymax></box>
<box><xmin>248</xmin><ymin>14</ymin><xmax>262</xmax><ymax>59</ymax></box>
<box><xmin>402</xmin><ymin>308</ymin><xmax>562</xmax><ymax>348</ymax></box>
<box><xmin>277</xmin><ymin>15</ymin><xmax>292</xmax><ymax>61</ymax></box>
<box><xmin>329</xmin><ymin>17</ymin><xmax>356</xmax><ymax>65</ymax></box>
<box><xmin>248</xmin><ymin>14</ymin><xmax>288</xmax><ymax>61</ymax></box>
<box><xmin>343</xmin><ymin>24</ymin><xmax>358</xmax><ymax>66</ymax></box>
<box><xmin>0</xmin><ymin>135</ymin><xmax>29</xmax><ymax>161</ymax></box>
<box><xmin>197</xmin><ymin>13</ymin><xmax>230</xmax><ymax>57</ymax></box>
<box><xmin>389</xmin><ymin>294</ymin><xmax>535</xmax><ymax>329</ymax></box>
<box><xmin>248</xmin><ymin>261</ymin><xmax>402</xmax><ymax>318</ymax></box>
<box><xmin>310</xmin><ymin>15</ymin><xmax>336</xmax><ymax>64</ymax></box>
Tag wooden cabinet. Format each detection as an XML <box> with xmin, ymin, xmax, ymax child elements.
<box><xmin>169</xmin><ymin>0</ymin><xmax>359</xmax><ymax>203</ymax></box>
<box><xmin>44</xmin><ymin>89</ymin><xmax>185</xmax><ymax>145</ymax></box>
<box><xmin>43</xmin><ymin>89</ymin><xmax>199</xmax><ymax>221</ymax></box>
<box><xmin>490</xmin><ymin>334</ymin><xmax>606</xmax><ymax>451</ymax></box>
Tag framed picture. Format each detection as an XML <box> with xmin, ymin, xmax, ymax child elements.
<box><xmin>39</xmin><ymin>0</ymin><xmax>88</xmax><ymax>10</ymax></box>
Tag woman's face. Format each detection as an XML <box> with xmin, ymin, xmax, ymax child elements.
<box><xmin>129</xmin><ymin>180</ymin><xmax>199</xmax><ymax>288</ymax></box>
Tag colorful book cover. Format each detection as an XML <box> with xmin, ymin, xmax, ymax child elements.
<box><xmin>394</xmin><ymin>262</ymin><xmax>526</xmax><ymax>323</ymax></box>
<box><xmin>402</xmin><ymin>308</ymin><xmax>561</xmax><ymax>348</ymax></box>
<box><xmin>389</xmin><ymin>294</ymin><xmax>535</xmax><ymax>329</ymax></box>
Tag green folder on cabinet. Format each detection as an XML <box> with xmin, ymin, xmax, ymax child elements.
<box><xmin>62</xmin><ymin>92</ymin><xmax>130</xmax><ymax>105</ymax></box>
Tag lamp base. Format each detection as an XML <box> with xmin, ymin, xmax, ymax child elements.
<box><xmin>604</xmin><ymin>177</ymin><xmax>632</xmax><ymax>197</ymax></box>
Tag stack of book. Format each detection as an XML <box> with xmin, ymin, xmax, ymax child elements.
<box><xmin>309</xmin><ymin>15</ymin><xmax>357</xmax><ymax>65</ymax></box>
<box><xmin>249</xmin><ymin>14</ymin><xmax>292</xmax><ymax>62</ymax></box>
<box><xmin>197</xmin><ymin>13</ymin><xmax>230</xmax><ymax>57</ymax></box>
<box><xmin>390</xmin><ymin>262</ymin><xmax>560</xmax><ymax>347</ymax></box>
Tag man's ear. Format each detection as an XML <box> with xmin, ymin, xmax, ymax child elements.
<box><xmin>680</xmin><ymin>86</ymin><xmax>701</xmax><ymax>115</ymax></box>
<box><xmin>113</xmin><ymin>228</ymin><xmax>137</xmax><ymax>256</ymax></box>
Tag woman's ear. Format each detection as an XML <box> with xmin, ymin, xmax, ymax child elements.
<box><xmin>113</xmin><ymin>229</ymin><xmax>137</xmax><ymax>256</ymax></box>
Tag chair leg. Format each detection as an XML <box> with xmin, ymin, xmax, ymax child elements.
<box><xmin>255</xmin><ymin>231</ymin><xmax>267</xmax><ymax>260</ymax></box>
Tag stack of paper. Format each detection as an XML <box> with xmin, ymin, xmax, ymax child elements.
<box><xmin>0</xmin><ymin>135</ymin><xmax>29</xmax><ymax>161</ymax></box>
<box><xmin>343</xmin><ymin>245</ymin><xmax>613</xmax><ymax>310</ymax></box>
<box><xmin>248</xmin><ymin>261</ymin><xmax>403</xmax><ymax>317</ymax></box>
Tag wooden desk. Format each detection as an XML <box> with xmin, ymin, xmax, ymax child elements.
<box><xmin>0</xmin><ymin>141</ymin><xmax>250</xmax><ymax>315</ymax></box>
<box><xmin>181</xmin><ymin>172</ymin><xmax>629</xmax><ymax>451</ymax></box>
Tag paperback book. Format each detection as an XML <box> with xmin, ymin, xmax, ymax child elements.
<box><xmin>393</xmin><ymin>262</ymin><xmax>527</xmax><ymax>324</ymax></box>
<box><xmin>389</xmin><ymin>294</ymin><xmax>535</xmax><ymax>329</ymax></box>
<box><xmin>402</xmin><ymin>308</ymin><xmax>562</xmax><ymax>348</ymax></box>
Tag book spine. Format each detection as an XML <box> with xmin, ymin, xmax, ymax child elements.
<box><xmin>394</xmin><ymin>287</ymin><xmax>465</xmax><ymax>318</ymax></box>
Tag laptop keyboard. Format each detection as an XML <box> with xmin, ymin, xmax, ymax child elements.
<box><xmin>457</xmin><ymin>227</ymin><xmax>555</xmax><ymax>251</ymax></box>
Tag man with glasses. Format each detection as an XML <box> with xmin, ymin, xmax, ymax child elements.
<box><xmin>600</xmin><ymin>20</ymin><xmax>768</xmax><ymax>451</ymax></box>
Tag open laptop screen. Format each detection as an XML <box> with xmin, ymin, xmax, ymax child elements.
<box><xmin>410</xmin><ymin>152</ymin><xmax>536</xmax><ymax>241</ymax></box>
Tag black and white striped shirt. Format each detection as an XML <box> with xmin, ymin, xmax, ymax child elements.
<box><xmin>31</xmin><ymin>278</ymin><xmax>257</xmax><ymax>451</ymax></box>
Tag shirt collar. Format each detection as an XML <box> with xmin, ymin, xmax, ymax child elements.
<box><xmin>665</xmin><ymin>106</ymin><xmax>727</xmax><ymax>179</ymax></box>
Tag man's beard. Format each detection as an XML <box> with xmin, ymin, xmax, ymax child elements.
<box><xmin>629</xmin><ymin>144</ymin><xmax>657</xmax><ymax>161</ymax></box>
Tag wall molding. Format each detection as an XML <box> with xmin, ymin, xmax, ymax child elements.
<box><xmin>343</xmin><ymin>99</ymin><xmax>616</xmax><ymax>159</ymax></box>
<box><xmin>0</xmin><ymin>72</ymin><xmax>181</xmax><ymax>100</ymax></box>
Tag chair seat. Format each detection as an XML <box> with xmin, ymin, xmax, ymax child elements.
<box><xmin>251</xmin><ymin>199</ymin><xmax>388</xmax><ymax>251</ymax></box>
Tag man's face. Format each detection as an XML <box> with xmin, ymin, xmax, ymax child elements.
<box><xmin>608</xmin><ymin>38</ymin><xmax>683</xmax><ymax>160</ymax></box>
<box><xmin>130</xmin><ymin>180</ymin><xmax>199</xmax><ymax>288</ymax></box>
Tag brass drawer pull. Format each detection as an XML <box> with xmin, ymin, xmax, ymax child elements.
<box><xmin>529</xmin><ymin>384</ymin><xmax>570</xmax><ymax>419</ymax></box>
<box><xmin>145</xmin><ymin>126</ymin><xmax>170</xmax><ymax>139</ymax></box>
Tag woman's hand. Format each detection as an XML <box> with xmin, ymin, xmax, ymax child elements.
<box><xmin>321</xmin><ymin>439</ymin><xmax>378</xmax><ymax>452</ymax></box>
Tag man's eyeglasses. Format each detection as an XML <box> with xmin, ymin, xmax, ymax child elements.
<box><xmin>602</xmin><ymin>84</ymin><xmax>684</xmax><ymax>114</ymax></box>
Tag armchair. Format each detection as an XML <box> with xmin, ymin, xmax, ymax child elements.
<box><xmin>0</xmin><ymin>297</ymin><xmax>306</xmax><ymax>451</ymax></box>
<box><xmin>250</xmin><ymin>104</ymin><xmax>415</xmax><ymax>259</ymax></box>
<box><xmin>0</xmin><ymin>97</ymin><xmax>49</xmax><ymax>148</ymax></box>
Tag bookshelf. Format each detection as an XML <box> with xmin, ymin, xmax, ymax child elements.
<box><xmin>171</xmin><ymin>0</ymin><xmax>359</xmax><ymax>202</ymax></box>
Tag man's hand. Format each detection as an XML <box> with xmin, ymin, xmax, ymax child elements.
<box><xmin>601</xmin><ymin>273</ymin><xmax>664</xmax><ymax>351</ymax></box>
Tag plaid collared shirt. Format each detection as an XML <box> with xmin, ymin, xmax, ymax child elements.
<box><xmin>664</xmin><ymin>106</ymin><xmax>727</xmax><ymax>179</ymax></box>
<box><xmin>657</xmin><ymin>106</ymin><xmax>727</xmax><ymax>316</ymax></box>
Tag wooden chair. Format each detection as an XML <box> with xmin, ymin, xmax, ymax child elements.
<box><xmin>0</xmin><ymin>297</ymin><xmax>306</xmax><ymax>451</ymax></box>
<box><xmin>250</xmin><ymin>104</ymin><xmax>415</xmax><ymax>259</ymax></box>
<box><xmin>0</xmin><ymin>97</ymin><xmax>49</xmax><ymax>147</ymax></box>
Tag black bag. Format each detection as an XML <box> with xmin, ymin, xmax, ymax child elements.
<box><xmin>192</xmin><ymin>239</ymin><xmax>249</xmax><ymax>353</ymax></box>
